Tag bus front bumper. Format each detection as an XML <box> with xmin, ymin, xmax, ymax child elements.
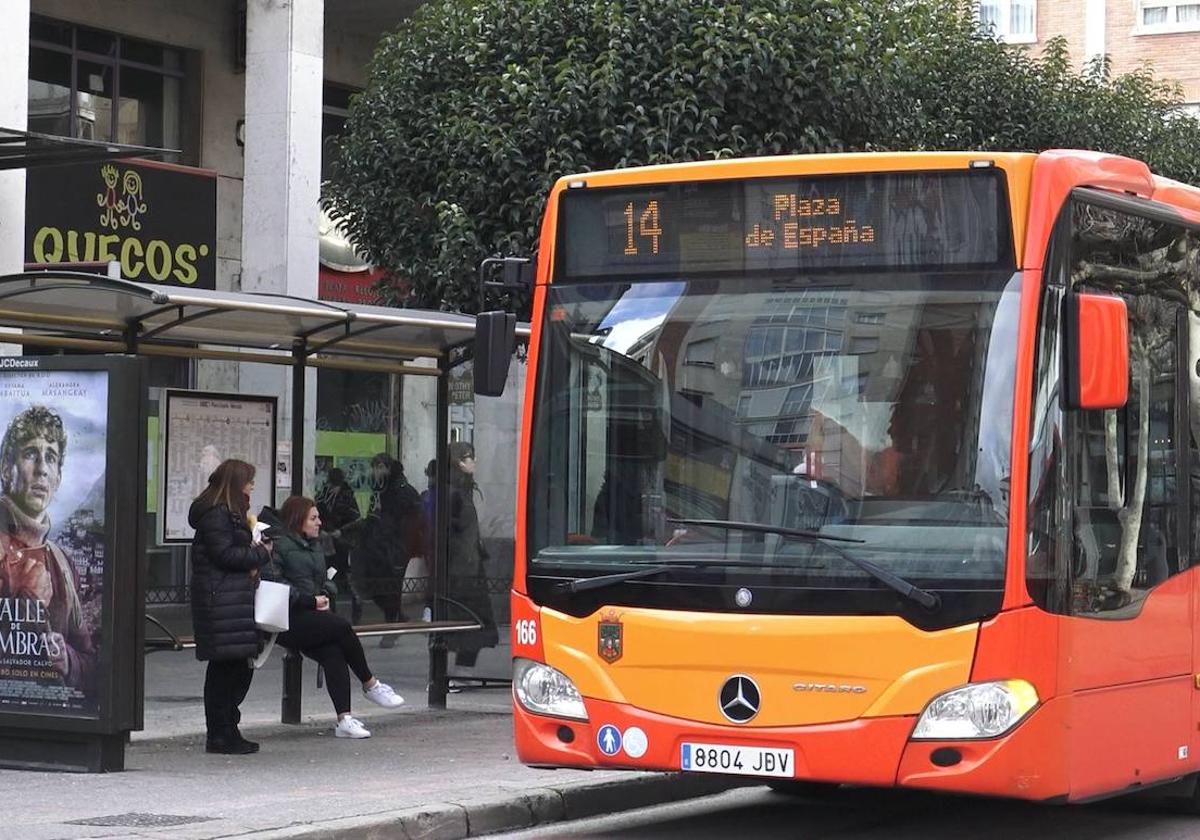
<box><xmin>513</xmin><ymin>695</ymin><xmax>1070</xmax><ymax>801</ymax></box>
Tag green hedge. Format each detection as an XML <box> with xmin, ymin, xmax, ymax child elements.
<box><xmin>326</xmin><ymin>0</ymin><xmax>1200</xmax><ymax>314</ymax></box>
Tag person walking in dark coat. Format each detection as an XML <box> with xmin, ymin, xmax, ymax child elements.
<box><xmin>262</xmin><ymin>496</ymin><xmax>404</xmax><ymax>739</ymax></box>
<box><xmin>315</xmin><ymin>468</ymin><xmax>362</xmax><ymax>622</ymax></box>
<box><xmin>357</xmin><ymin>454</ymin><xmax>424</xmax><ymax>630</ymax></box>
<box><xmin>446</xmin><ymin>442</ymin><xmax>499</xmax><ymax>668</ymax></box>
<box><xmin>189</xmin><ymin>459</ymin><xmax>272</xmax><ymax>755</ymax></box>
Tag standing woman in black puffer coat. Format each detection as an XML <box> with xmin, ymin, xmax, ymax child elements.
<box><xmin>189</xmin><ymin>459</ymin><xmax>272</xmax><ymax>755</ymax></box>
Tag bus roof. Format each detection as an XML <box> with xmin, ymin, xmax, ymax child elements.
<box><xmin>554</xmin><ymin>151</ymin><xmax>1040</xmax><ymax>190</ymax></box>
<box><xmin>545</xmin><ymin>151</ymin><xmax>1200</xmax><ymax>276</ymax></box>
<box><xmin>1152</xmin><ymin>174</ymin><xmax>1200</xmax><ymax>224</ymax></box>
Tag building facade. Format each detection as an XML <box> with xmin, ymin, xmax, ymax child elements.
<box><xmin>11</xmin><ymin>0</ymin><xmax>421</xmax><ymax>299</ymax></box>
<box><xmin>981</xmin><ymin>0</ymin><xmax>1200</xmax><ymax>109</ymax></box>
<box><xmin>0</xmin><ymin>1</ymin><xmax>527</xmax><ymax>633</ymax></box>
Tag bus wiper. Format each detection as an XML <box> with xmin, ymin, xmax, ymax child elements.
<box><xmin>556</xmin><ymin>558</ymin><xmax>762</xmax><ymax>594</ymax></box>
<box><xmin>668</xmin><ymin>518</ymin><xmax>865</xmax><ymax>543</ymax></box>
<box><xmin>667</xmin><ymin>518</ymin><xmax>941</xmax><ymax>611</ymax></box>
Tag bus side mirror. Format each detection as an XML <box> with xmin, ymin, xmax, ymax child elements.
<box><xmin>1064</xmin><ymin>292</ymin><xmax>1128</xmax><ymax>410</ymax></box>
<box><xmin>474</xmin><ymin>310</ymin><xmax>516</xmax><ymax>397</ymax></box>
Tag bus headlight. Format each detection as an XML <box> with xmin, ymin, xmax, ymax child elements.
<box><xmin>911</xmin><ymin>680</ymin><xmax>1038</xmax><ymax>740</ymax></box>
<box><xmin>513</xmin><ymin>658</ymin><xmax>588</xmax><ymax>721</ymax></box>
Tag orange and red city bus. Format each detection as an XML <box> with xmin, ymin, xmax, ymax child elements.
<box><xmin>488</xmin><ymin>150</ymin><xmax>1200</xmax><ymax>805</ymax></box>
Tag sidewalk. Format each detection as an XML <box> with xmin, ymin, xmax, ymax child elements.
<box><xmin>5</xmin><ymin>637</ymin><xmax>736</xmax><ymax>840</ymax></box>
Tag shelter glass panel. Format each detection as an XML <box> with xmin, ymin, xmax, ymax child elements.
<box><xmin>446</xmin><ymin>349</ymin><xmax>526</xmax><ymax>685</ymax></box>
<box><xmin>315</xmin><ymin>367</ymin><xmax>401</xmax><ymax>626</ymax></box>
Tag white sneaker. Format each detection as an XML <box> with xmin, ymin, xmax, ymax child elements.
<box><xmin>335</xmin><ymin>716</ymin><xmax>371</xmax><ymax>739</ymax></box>
<box><xmin>364</xmin><ymin>680</ymin><xmax>405</xmax><ymax>709</ymax></box>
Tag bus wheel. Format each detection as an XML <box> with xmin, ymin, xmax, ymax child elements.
<box><xmin>1179</xmin><ymin>774</ymin><xmax>1200</xmax><ymax>814</ymax></box>
<box><xmin>766</xmin><ymin>780</ymin><xmax>843</xmax><ymax>799</ymax></box>
<box><xmin>1128</xmin><ymin>774</ymin><xmax>1200</xmax><ymax>814</ymax></box>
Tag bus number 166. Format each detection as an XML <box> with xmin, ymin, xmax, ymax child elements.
<box><xmin>515</xmin><ymin>619</ymin><xmax>538</xmax><ymax>646</ymax></box>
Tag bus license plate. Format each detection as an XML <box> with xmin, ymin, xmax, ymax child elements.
<box><xmin>680</xmin><ymin>742</ymin><xmax>794</xmax><ymax>778</ymax></box>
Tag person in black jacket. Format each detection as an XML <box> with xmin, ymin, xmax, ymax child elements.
<box><xmin>262</xmin><ymin>495</ymin><xmax>404</xmax><ymax>739</ymax></box>
<box><xmin>315</xmin><ymin>468</ymin><xmax>362</xmax><ymax>622</ymax></box>
<box><xmin>445</xmin><ymin>442</ymin><xmax>499</xmax><ymax>668</ymax></box>
<box><xmin>357</xmin><ymin>454</ymin><xmax>424</xmax><ymax>631</ymax></box>
<box><xmin>189</xmin><ymin>459</ymin><xmax>272</xmax><ymax>755</ymax></box>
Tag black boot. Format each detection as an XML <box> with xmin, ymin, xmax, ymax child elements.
<box><xmin>206</xmin><ymin>727</ymin><xmax>258</xmax><ymax>755</ymax></box>
<box><xmin>229</xmin><ymin>728</ymin><xmax>260</xmax><ymax>753</ymax></box>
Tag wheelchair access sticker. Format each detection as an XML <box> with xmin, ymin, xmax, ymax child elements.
<box><xmin>597</xmin><ymin>724</ymin><xmax>622</xmax><ymax>756</ymax></box>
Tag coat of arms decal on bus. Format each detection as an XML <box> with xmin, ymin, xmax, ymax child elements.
<box><xmin>598</xmin><ymin>609</ymin><xmax>623</xmax><ymax>663</ymax></box>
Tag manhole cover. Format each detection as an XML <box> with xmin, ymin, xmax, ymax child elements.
<box><xmin>66</xmin><ymin>813</ymin><xmax>214</xmax><ymax>827</ymax></box>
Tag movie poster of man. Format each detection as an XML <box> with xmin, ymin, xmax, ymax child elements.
<box><xmin>0</xmin><ymin>369</ymin><xmax>107</xmax><ymax>715</ymax></box>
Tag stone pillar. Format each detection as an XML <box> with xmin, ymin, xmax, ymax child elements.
<box><xmin>241</xmin><ymin>0</ymin><xmax>323</xmax><ymax>298</ymax></box>
<box><xmin>0</xmin><ymin>2</ymin><xmax>31</xmax><ymax>278</ymax></box>
<box><xmin>240</xmin><ymin>0</ymin><xmax>324</xmax><ymax>494</ymax></box>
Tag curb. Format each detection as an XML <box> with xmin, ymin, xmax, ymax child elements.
<box><xmin>250</xmin><ymin>773</ymin><xmax>742</xmax><ymax>839</ymax></box>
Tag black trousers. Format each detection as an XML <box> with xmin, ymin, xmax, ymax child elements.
<box><xmin>279</xmin><ymin>609</ymin><xmax>373</xmax><ymax>715</ymax></box>
<box><xmin>204</xmin><ymin>659</ymin><xmax>254</xmax><ymax>739</ymax></box>
<box><xmin>371</xmin><ymin>592</ymin><xmax>403</xmax><ymax>622</ymax></box>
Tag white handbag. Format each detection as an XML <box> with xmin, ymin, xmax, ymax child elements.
<box><xmin>251</xmin><ymin>633</ymin><xmax>279</xmax><ymax>669</ymax></box>
<box><xmin>254</xmin><ymin>579</ymin><xmax>291</xmax><ymax>633</ymax></box>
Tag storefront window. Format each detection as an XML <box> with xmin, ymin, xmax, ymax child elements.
<box><xmin>28</xmin><ymin>17</ymin><xmax>186</xmax><ymax>159</ymax></box>
<box><xmin>27</xmin><ymin>48</ymin><xmax>70</xmax><ymax>137</ymax></box>
<box><xmin>75</xmin><ymin>61</ymin><xmax>114</xmax><ymax>142</ymax></box>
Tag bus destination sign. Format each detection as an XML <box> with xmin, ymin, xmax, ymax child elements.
<box><xmin>558</xmin><ymin>170</ymin><xmax>1008</xmax><ymax>279</ymax></box>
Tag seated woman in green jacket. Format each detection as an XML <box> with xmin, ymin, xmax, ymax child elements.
<box><xmin>263</xmin><ymin>495</ymin><xmax>404</xmax><ymax>739</ymax></box>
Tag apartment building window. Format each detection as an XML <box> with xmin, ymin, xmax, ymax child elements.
<box><xmin>1139</xmin><ymin>2</ymin><xmax>1200</xmax><ymax>31</ymax></box>
<box><xmin>978</xmin><ymin>0</ymin><xmax>1037</xmax><ymax>43</ymax></box>
<box><xmin>28</xmin><ymin>17</ymin><xmax>187</xmax><ymax>159</ymax></box>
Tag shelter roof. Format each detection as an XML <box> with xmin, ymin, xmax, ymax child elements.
<box><xmin>0</xmin><ymin>271</ymin><xmax>486</xmax><ymax>371</ymax></box>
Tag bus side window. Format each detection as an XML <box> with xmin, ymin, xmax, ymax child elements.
<box><xmin>1190</xmin><ymin>309</ymin><xmax>1200</xmax><ymax>565</ymax></box>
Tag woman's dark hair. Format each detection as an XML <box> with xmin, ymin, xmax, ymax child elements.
<box><xmin>195</xmin><ymin>459</ymin><xmax>256</xmax><ymax>517</ymax></box>
<box><xmin>448</xmin><ymin>441</ymin><xmax>477</xmax><ymax>493</ymax></box>
<box><xmin>448</xmin><ymin>441</ymin><xmax>474</xmax><ymax>465</ymax></box>
<box><xmin>280</xmin><ymin>495</ymin><xmax>316</xmax><ymax>535</ymax></box>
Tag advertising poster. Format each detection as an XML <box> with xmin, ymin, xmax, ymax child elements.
<box><xmin>161</xmin><ymin>391</ymin><xmax>276</xmax><ymax>543</ymax></box>
<box><xmin>276</xmin><ymin>440</ymin><xmax>291</xmax><ymax>490</ymax></box>
<box><xmin>0</xmin><ymin>367</ymin><xmax>108</xmax><ymax>715</ymax></box>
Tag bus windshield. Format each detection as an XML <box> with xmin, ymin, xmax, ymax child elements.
<box><xmin>527</xmin><ymin>270</ymin><xmax>1022</xmax><ymax>624</ymax></box>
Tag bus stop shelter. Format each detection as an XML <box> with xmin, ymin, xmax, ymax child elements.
<box><xmin>0</xmin><ymin>268</ymin><xmax>483</xmax><ymax>713</ymax></box>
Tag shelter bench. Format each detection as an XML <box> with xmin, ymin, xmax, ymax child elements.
<box><xmin>144</xmin><ymin>615</ymin><xmax>482</xmax><ymax>723</ymax></box>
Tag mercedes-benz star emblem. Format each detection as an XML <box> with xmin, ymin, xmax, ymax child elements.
<box><xmin>719</xmin><ymin>675</ymin><xmax>761</xmax><ymax>723</ymax></box>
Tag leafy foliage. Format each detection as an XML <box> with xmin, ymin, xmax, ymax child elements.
<box><xmin>326</xmin><ymin>0</ymin><xmax>1200</xmax><ymax>314</ymax></box>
